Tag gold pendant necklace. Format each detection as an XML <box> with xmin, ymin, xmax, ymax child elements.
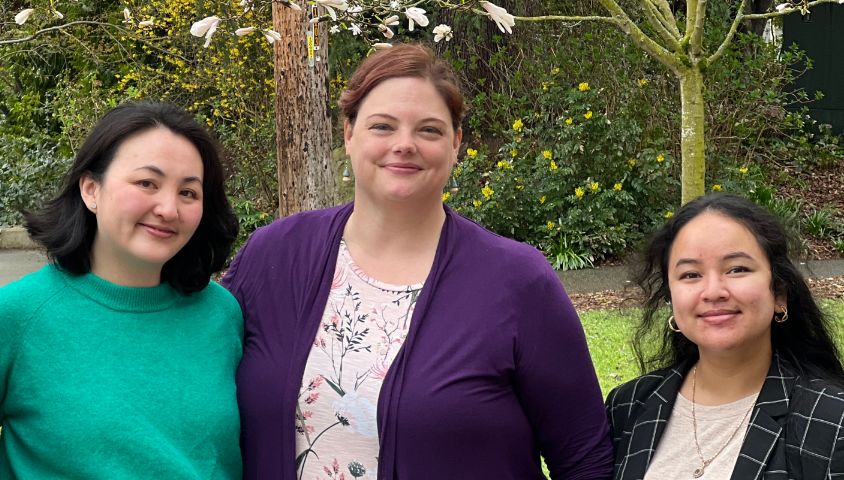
<box><xmin>690</xmin><ymin>366</ymin><xmax>758</xmax><ymax>478</ymax></box>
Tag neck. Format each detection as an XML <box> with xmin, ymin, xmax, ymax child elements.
<box><xmin>89</xmin><ymin>238</ymin><xmax>163</xmax><ymax>288</ymax></box>
<box><xmin>687</xmin><ymin>344</ymin><xmax>772</xmax><ymax>406</ymax></box>
<box><xmin>345</xmin><ymin>194</ymin><xmax>446</xmax><ymax>255</ymax></box>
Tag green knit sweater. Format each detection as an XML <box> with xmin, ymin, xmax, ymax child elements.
<box><xmin>0</xmin><ymin>264</ymin><xmax>243</xmax><ymax>479</ymax></box>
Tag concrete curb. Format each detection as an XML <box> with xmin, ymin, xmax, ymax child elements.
<box><xmin>0</xmin><ymin>227</ymin><xmax>40</xmax><ymax>250</ymax></box>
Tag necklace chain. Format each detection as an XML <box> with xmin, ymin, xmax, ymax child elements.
<box><xmin>690</xmin><ymin>366</ymin><xmax>758</xmax><ymax>478</ymax></box>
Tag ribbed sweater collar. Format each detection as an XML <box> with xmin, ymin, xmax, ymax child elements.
<box><xmin>60</xmin><ymin>267</ymin><xmax>182</xmax><ymax>313</ymax></box>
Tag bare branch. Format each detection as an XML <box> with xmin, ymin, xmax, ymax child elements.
<box><xmin>636</xmin><ymin>0</ymin><xmax>682</xmax><ymax>51</ymax></box>
<box><xmin>511</xmin><ymin>14</ymin><xmax>618</xmax><ymax>24</ymax></box>
<box><xmin>685</xmin><ymin>0</ymin><xmax>698</xmax><ymax>43</ymax></box>
<box><xmin>0</xmin><ymin>20</ymin><xmax>189</xmax><ymax>62</ymax></box>
<box><xmin>706</xmin><ymin>0</ymin><xmax>748</xmax><ymax>66</ymax></box>
<box><xmin>742</xmin><ymin>0</ymin><xmax>839</xmax><ymax>19</ymax></box>
<box><xmin>651</xmin><ymin>0</ymin><xmax>681</xmax><ymax>37</ymax></box>
<box><xmin>689</xmin><ymin>0</ymin><xmax>708</xmax><ymax>57</ymax></box>
<box><xmin>596</xmin><ymin>0</ymin><xmax>684</xmax><ymax>72</ymax></box>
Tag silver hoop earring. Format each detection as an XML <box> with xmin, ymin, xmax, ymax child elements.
<box><xmin>668</xmin><ymin>315</ymin><xmax>681</xmax><ymax>333</ymax></box>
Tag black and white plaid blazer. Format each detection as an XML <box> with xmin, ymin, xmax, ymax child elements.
<box><xmin>605</xmin><ymin>355</ymin><xmax>844</xmax><ymax>480</ymax></box>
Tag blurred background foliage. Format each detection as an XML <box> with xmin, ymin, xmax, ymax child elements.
<box><xmin>1</xmin><ymin>0</ymin><xmax>841</xmax><ymax>263</ymax></box>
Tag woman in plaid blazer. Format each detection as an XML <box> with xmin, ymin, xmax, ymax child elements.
<box><xmin>606</xmin><ymin>195</ymin><xmax>844</xmax><ymax>480</ymax></box>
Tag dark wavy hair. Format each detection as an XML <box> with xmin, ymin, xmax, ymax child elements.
<box><xmin>24</xmin><ymin>101</ymin><xmax>238</xmax><ymax>295</ymax></box>
<box><xmin>632</xmin><ymin>194</ymin><xmax>844</xmax><ymax>387</ymax></box>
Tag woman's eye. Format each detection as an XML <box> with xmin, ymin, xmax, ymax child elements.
<box><xmin>137</xmin><ymin>180</ymin><xmax>155</xmax><ymax>188</ymax></box>
<box><xmin>679</xmin><ymin>272</ymin><xmax>699</xmax><ymax>280</ymax></box>
<box><xmin>371</xmin><ymin>124</ymin><xmax>392</xmax><ymax>131</ymax></box>
<box><xmin>728</xmin><ymin>266</ymin><xmax>749</xmax><ymax>274</ymax></box>
<box><xmin>421</xmin><ymin>126</ymin><xmax>443</xmax><ymax>135</ymax></box>
<box><xmin>180</xmin><ymin>190</ymin><xmax>199</xmax><ymax>199</ymax></box>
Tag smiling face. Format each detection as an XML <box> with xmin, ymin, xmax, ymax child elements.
<box><xmin>667</xmin><ymin>211</ymin><xmax>784</xmax><ymax>356</ymax></box>
<box><xmin>80</xmin><ymin>127</ymin><xmax>204</xmax><ymax>280</ymax></box>
<box><xmin>344</xmin><ymin>76</ymin><xmax>461</xmax><ymax>206</ymax></box>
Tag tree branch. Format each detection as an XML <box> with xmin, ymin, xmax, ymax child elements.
<box><xmin>706</xmin><ymin>0</ymin><xmax>748</xmax><ymax>66</ymax></box>
<box><xmin>742</xmin><ymin>0</ymin><xmax>839</xmax><ymax>19</ymax></box>
<box><xmin>652</xmin><ymin>0</ymin><xmax>681</xmax><ymax>37</ymax></box>
<box><xmin>685</xmin><ymin>0</ymin><xmax>698</xmax><ymax>43</ymax></box>
<box><xmin>511</xmin><ymin>14</ymin><xmax>619</xmax><ymax>24</ymax></box>
<box><xmin>637</xmin><ymin>0</ymin><xmax>682</xmax><ymax>52</ymax></box>
<box><xmin>689</xmin><ymin>0</ymin><xmax>708</xmax><ymax>57</ymax></box>
<box><xmin>596</xmin><ymin>0</ymin><xmax>684</xmax><ymax>72</ymax></box>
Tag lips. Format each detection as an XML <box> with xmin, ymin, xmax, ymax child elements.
<box><xmin>139</xmin><ymin>223</ymin><xmax>176</xmax><ymax>239</ymax></box>
<box><xmin>699</xmin><ymin>309</ymin><xmax>740</xmax><ymax>323</ymax></box>
<box><xmin>383</xmin><ymin>163</ymin><xmax>422</xmax><ymax>174</ymax></box>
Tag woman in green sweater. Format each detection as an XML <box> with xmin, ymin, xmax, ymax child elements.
<box><xmin>0</xmin><ymin>102</ymin><xmax>243</xmax><ymax>479</ymax></box>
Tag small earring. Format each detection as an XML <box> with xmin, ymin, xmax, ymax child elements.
<box><xmin>774</xmin><ymin>306</ymin><xmax>789</xmax><ymax>323</ymax></box>
<box><xmin>668</xmin><ymin>315</ymin><xmax>681</xmax><ymax>332</ymax></box>
<box><xmin>91</xmin><ymin>203</ymin><xmax>97</xmax><ymax>210</ymax></box>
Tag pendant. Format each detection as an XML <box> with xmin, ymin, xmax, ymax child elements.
<box><xmin>693</xmin><ymin>466</ymin><xmax>705</xmax><ymax>478</ymax></box>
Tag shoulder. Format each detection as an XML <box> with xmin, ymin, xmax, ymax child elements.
<box><xmin>790</xmin><ymin>376</ymin><xmax>844</xmax><ymax>417</ymax></box>
<box><xmin>0</xmin><ymin>264</ymin><xmax>69</xmax><ymax>317</ymax></box>
<box><xmin>245</xmin><ymin>203</ymin><xmax>350</xmax><ymax>251</ymax></box>
<box><xmin>449</xmin><ymin>210</ymin><xmax>552</xmax><ymax>282</ymax></box>
<box><xmin>606</xmin><ymin>365</ymin><xmax>679</xmax><ymax>413</ymax></box>
<box><xmin>190</xmin><ymin>281</ymin><xmax>242</xmax><ymax>315</ymax></box>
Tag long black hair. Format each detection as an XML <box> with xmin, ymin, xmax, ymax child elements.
<box><xmin>24</xmin><ymin>101</ymin><xmax>239</xmax><ymax>295</ymax></box>
<box><xmin>632</xmin><ymin>194</ymin><xmax>844</xmax><ymax>387</ymax></box>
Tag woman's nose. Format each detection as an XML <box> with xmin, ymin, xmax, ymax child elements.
<box><xmin>392</xmin><ymin>129</ymin><xmax>417</xmax><ymax>154</ymax></box>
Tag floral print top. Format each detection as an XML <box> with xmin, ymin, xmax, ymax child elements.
<box><xmin>295</xmin><ymin>239</ymin><xmax>423</xmax><ymax>480</ymax></box>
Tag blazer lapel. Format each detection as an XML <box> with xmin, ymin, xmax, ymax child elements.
<box><xmin>618</xmin><ymin>365</ymin><xmax>687</xmax><ymax>480</ymax></box>
<box><xmin>730</xmin><ymin>355</ymin><xmax>797</xmax><ymax>480</ymax></box>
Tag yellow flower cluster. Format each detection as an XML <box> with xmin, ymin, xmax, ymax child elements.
<box><xmin>539</xmin><ymin>196</ymin><xmax>546</xmax><ymax>204</ymax></box>
<box><xmin>665</xmin><ymin>212</ymin><xmax>674</xmax><ymax>218</ymax></box>
<box><xmin>466</xmin><ymin>148</ymin><xmax>478</xmax><ymax>159</ymax></box>
<box><xmin>657</xmin><ymin>154</ymin><xmax>664</xmax><ymax>162</ymax></box>
<box><xmin>482</xmin><ymin>186</ymin><xmax>494</xmax><ymax>199</ymax></box>
<box><xmin>590</xmin><ymin>182</ymin><xmax>599</xmax><ymax>191</ymax></box>
<box><xmin>510</xmin><ymin>148</ymin><xmax>518</xmax><ymax>157</ymax></box>
<box><xmin>638</xmin><ymin>79</ymin><xmax>649</xmax><ymax>87</ymax></box>
<box><xmin>712</xmin><ymin>184</ymin><xmax>722</xmax><ymax>191</ymax></box>
<box><xmin>565</xmin><ymin>118</ymin><xmax>573</xmax><ymax>125</ymax></box>
<box><xmin>512</xmin><ymin>119</ymin><xmax>523</xmax><ymax>132</ymax></box>
<box><xmin>549</xmin><ymin>161</ymin><xmax>558</xmax><ymax>171</ymax></box>
<box><xmin>579</xmin><ymin>82</ymin><xmax>590</xmax><ymax>91</ymax></box>
<box><xmin>614</xmin><ymin>183</ymin><xmax>622</xmax><ymax>191</ymax></box>
<box><xmin>442</xmin><ymin>192</ymin><xmax>450</xmax><ymax>201</ymax></box>
<box><xmin>473</xmin><ymin>200</ymin><xmax>483</xmax><ymax>207</ymax></box>
<box><xmin>740</xmin><ymin>166</ymin><xmax>748</xmax><ymax>174</ymax></box>
<box><xmin>575</xmin><ymin>187</ymin><xmax>585</xmax><ymax>197</ymax></box>
<box><xmin>551</xmin><ymin>68</ymin><xmax>560</xmax><ymax>75</ymax></box>
<box><xmin>542</xmin><ymin>150</ymin><xmax>552</xmax><ymax>160</ymax></box>
<box><xmin>584</xmin><ymin>111</ymin><xmax>593</xmax><ymax>120</ymax></box>
<box><xmin>497</xmin><ymin>161</ymin><xmax>513</xmax><ymax>170</ymax></box>
<box><xmin>547</xmin><ymin>221</ymin><xmax>555</xmax><ymax>231</ymax></box>
<box><xmin>629</xmin><ymin>159</ymin><xmax>636</xmax><ymax>167</ymax></box>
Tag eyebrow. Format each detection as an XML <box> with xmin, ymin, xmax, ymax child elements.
<box><xmin>674</xmin><ymin>251</ymin><xmax>755</xmax><ymax>268</ymax></box>
<box><xmin>367</xmin><ymin>113</ymin><xmax>447</xmax><ymax>124</ymax></box>
<box><xmin>135</xmin><ymin>165</ymin><xmax>203</xmax><ymax>186</ymax></box>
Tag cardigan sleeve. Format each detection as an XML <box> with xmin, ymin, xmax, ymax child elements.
<box><xmin>513</xmin><ymin>265</ymin><xmax>614</xmax><ymax>480</ymax></box>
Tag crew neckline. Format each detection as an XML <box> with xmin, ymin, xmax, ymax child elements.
<box><xmin>59</xmin><ymin>266</ymin><xmax>182</xmax><ymax>312</ymax></box>
<box><xmin>339</xmin><ymin>239</ymin><xmax>425</xmax><ymax>293</ymax></box>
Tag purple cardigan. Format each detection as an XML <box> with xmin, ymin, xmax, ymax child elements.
<box><xmin>223</xmin><ymin>203</ymin><xmax>613</xmax><ymax>480</ymax></box>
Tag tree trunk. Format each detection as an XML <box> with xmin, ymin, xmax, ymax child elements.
<box><xmin>273</xmin><ymin>2</ymin><xmax>335</xmax><ymax>217</ymax></box>
<box><xmin>679</xmin><ymin>66</ymin><xmax>706</xmax><ymax>204</ymax></box>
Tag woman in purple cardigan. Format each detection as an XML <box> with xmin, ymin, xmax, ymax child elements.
<box><xmin>223</xmin><ymin>43</ymin><xmax>613</xmax><ymax>480</ymax></box>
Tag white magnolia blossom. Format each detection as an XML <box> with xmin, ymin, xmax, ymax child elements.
<box><xmin>432</xmin><ymin>24</ymin><xmax>452</xmax><ymax>42</ymax></box>
<box><xmin>481</xmin><ymin>1</ymin><xmax>514</xmax><ymax>34</ymax></box>
<box><xmin>309</xmin><ymin>17</ymin><xmax>321</xmax><ymax>24</ymax></box>
<box><xmin>378</xmin><ymin>24</ymin><xmax>395</xmax><ymax>38</ymax></box>
<box><xmin>405</xmin><ymin>7</ymin><xmax>428</xmax><ymax>31</ymax></box>
<box><xmin>316</xmin><ymin>0</ymin><xmax>348</xmax><ymax>21</ymax></box>
<box><xmin>190</xmin><ymin>16</ymin><xmax>220</xmax><ymax>37</ymax></box>
<box><xmin>14</xmin><ymin>8</ymin><xmax>35</xmax><ymax>25</ymax></box>
<box><xmin>239</xmin><ymin>0</ymin><xmax>253</xmax><ymax>12</ymax></box>
<box><xmin>122</xmin><ymin>7</ymin><xmax>132</xmax><ymax>23</ymax></box>
<box><xmin>350</xmin><ymin>23</ymin><xmax>362</xmax><ymax>35</ymax></box>
<box><xmin>348</xmin><ymin>5</ymin><xmax>363</xmax><ymax>14</ymax></box>
<box><xmin>373</xmin><ymin>43</ymin><xmax>393</xmax><ymax>50</ymax></box>
<box><xmin>263</xmin><ymin>29</ymin><xmax>283</xmax><ymax>43</ymax></box>
<box><xmin>329</xmin><ymin>25</ymin><xmax>341</xmax><ymax>33</ymax></box>
<box><xmin>289</xmin><ymin>2</ymin><xmax>302</xmax><ymax>10</ymax></box>
<box><xmin>53</xmin><ymin>10</ymin><xmax>64</xmax><ymax>20</ymax></box>
<box><xmin>390</xmin><ymin>0</ymin><xmax>400</xmax><ymax>9</ymax></box>
<box><xmin>235</xmin><ymin>26</ymin><xmax>257</xmax><ymax>36</ymax></box>
<box><xmin>775</xmin><ymin>3</ymin><xmax>790</xmax><ymax>11</ymax></box>
<box><xmin>139</xmin><ymin>19</ymin><xmax>155</xmax><ymax>27</ymax></box>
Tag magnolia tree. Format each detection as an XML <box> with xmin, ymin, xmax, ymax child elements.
<box><xmin>6</xmin><ymin>0</ymin><xmax>843</xmax><ymax>205</ymax></box>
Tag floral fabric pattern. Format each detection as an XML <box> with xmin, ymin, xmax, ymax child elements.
<box><xmin>295</xmin><ymin>240</ymin><xmax>422</xmax><ymax>480</ymax></box>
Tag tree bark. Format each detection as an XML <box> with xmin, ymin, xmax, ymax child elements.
<box><xmin>679</xmin><ymin>66</ymin><xmax>706</xmax><ymax>204</ymax></box>
<box><xmin>273</xmin><ymin>1</ymin><xmax>335</xmax><ymax>217</ymax></box>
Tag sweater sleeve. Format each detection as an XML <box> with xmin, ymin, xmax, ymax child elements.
<box><xmin>513</xmin><ymin>264</ymin><xmax>614</xmax><ymax>480</ymax></box>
